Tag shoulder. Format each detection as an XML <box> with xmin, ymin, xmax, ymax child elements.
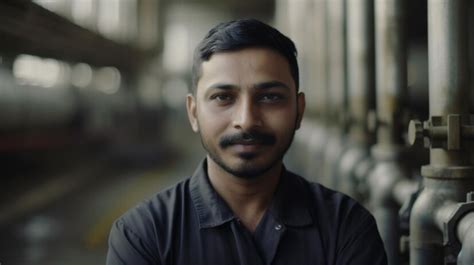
<box><xmin>290</xmin><ymin>172</ymin><xmax>386</xmax><ymax>264</ymax></box>
<box><xmin>299</xmin><ymin>174</ymin><xmax>371</xmax><ymax>221</ymax></box>
<box><xmin>106</xmin><ymin>177</ymin><xmax>194</xmax><ymax>264</ymax></box>
<box><xmin>288</xmin><ymin>171</ymin><xmax>376</xmax><ymax>236</ymax></box>
<box><xmin>113</xmin><ymin>176</ymin><xmax>192</xmax><ymax>242</ymax></box>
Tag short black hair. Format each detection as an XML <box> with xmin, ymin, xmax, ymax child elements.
<box><xmin>191</xmin><ymin>18</ymin><xmax>299</xmax><ymax>93</ymax></box>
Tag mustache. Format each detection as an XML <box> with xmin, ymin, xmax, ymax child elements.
<box><xmin>219</xmin><ymin>130</ymin><xmax>276</xmax><ymax>148</ymax></box>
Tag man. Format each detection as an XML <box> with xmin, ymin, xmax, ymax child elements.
<box><xmin>106</xmin><ymin>19</ymin><xmax>387</xmax><ymax>265</ymax></box>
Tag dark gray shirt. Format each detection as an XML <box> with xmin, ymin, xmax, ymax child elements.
<box><xmin>106</xmin><ymin>160</ymin><xmax>387</xmax><ymax>265</ymax></box>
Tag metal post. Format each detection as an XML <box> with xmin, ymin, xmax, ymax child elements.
<box><xmin>408</xmin><ymin>0</ymin><xmax>474</xmax><ymax>264</ymax></box>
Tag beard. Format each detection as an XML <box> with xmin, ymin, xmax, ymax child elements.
<box><xmin>198</xmin><ymin>124</ymin><xmax>297</xmax><ymax>179</ymax></box>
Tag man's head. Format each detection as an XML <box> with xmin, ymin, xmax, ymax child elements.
<box><xmin>187</xmin><ymin>19</ymin><xmax>305</xmax><ymax>179</ymax></box>
<box><xmin>192</xmin><ymin>18</ymin><xmax>299</xmax><ymax>93</ymax></box>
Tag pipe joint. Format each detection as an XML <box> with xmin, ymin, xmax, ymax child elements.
<box><xmin>338</xmin><ymin>145</ymin><xmax>371</xmax><ymax>200</ymax></box>
<box><xmin>421</xmin><ymin>165</ymin><xmax>474</xmax><ymax>180</ymax></box>
<box><xmin>442</xmin><ymin>193</ymin><xmax>474</xmax><ymax>264</ymax></box>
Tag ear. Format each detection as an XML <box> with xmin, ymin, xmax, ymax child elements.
<box><xmin>295</xmin><ymin>92</ymin><xmax>305</xmax><ymax>130</ymax></box>
<box><xmin>186</xmin><ymin>93</ymin><xmax>199</xmax><ymax>132</ymax></box>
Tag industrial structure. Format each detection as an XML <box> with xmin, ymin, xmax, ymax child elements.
<box><xmin>0</xmin><ymin>0</ymin><xmax>473</xmax><ymax>264</ymax></box>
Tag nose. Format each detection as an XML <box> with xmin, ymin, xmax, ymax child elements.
<box><xmin>232</xmin><ymin>97</ymin><xmax>263</xmax><ymax>130</ymax></box>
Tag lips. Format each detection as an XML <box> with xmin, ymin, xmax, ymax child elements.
<box><xmin>231</xmin><ymin>142</ymin><xmax>265</xmax><ymax>154</ymax></box>
<box><xmin>233</xmin><ymin>139</ymin><xmax>264</xmax><ymax>145</ymax></box>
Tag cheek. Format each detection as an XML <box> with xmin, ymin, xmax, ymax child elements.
<box><xmin>265</xmin><ymin>109</ymin><xmax>297</xmax><ymax>131</ymax></box>
<box><xmin>197</xmin><ymin>107</ymin><xmax>229</xmax><ymax>136</ymax></box>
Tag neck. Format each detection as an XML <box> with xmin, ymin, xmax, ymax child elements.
<box><xmin>207</xmin><ymin>156</ymin><xmax>282</xmax><ymax>232</ymax></box>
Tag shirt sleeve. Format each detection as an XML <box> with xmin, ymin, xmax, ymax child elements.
<box><xmin>335</xmin><ymin>212</ymin><xmax>388</xmax><ymax>265</ymax></box>
<box><xmin>106</xmin><ymin>219</ymin><xmax>161</xmax><ymax>265</ymax></box>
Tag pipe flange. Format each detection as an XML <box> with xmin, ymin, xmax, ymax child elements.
<box><xmin>443</xmin><ymin>199</ymin><xmax>474</xmax><ymax>265</ymax></box>
<box><xmin>421</xmin><ymin>165</ymin><xmax>474</xmax><ymax>179</ymax></box>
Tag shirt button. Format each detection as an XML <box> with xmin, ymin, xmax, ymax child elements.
<box><xmin>274</xmin><ymin>224</ymin><xmax>282</xmax><ymax>231</ymax></box>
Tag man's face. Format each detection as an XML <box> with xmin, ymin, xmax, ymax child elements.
<box><xmin>187</xmin><ymin>47</ymin><xmax>305</xmax><ymax>179</ymax></box>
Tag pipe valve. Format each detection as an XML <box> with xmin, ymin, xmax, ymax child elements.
<box><xmin>408</xmin><ymin>115</ymin><xmax>474</xmax><ymax>150</ymax></box>
<box><xmin>408</xmin><ymin>119</ymin><xmax>425</xmax><ymax>146</ymax></box>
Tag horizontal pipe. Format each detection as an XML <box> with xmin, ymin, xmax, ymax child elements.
<box><xmin>457</xmin><ymin>212</ymin><xmax>474</xmax><ymax>264</ymax></box>
<box><xmin>457</xmin><ymin>212</ymin><xmax>474</xmax><ymax>244</ymax></box>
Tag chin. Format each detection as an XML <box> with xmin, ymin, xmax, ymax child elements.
<box><xmin>223</xmin><ymin>156</ymin><xmax>279</xmax><ymax>179</ymax></box>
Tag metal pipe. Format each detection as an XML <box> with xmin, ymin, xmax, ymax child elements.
<box><xmin>457</xmin><ymin>212</ymin><xmax>474</xmax><ymax>244</ymax></box>
<box><xmin>346</xmin><ymin>0</ymin><xmax>374</xmax><ymax>143</ymax></box>
<box><xmin>457</xmin><ymin>212</ymin><xmax>474</xmax><ymax>264</ymax></box>
<box><xmin>369</xmin><ymin>1</ymin><xmax>409</xmax><ymax>264</ymax></box>
<box><xmin>374</xmin><ymin>0</ymin><xmax>407</xmax><ymax>146</ymax></box>
<box><xmin>428</xmin><ymin>0</ymin><xmax>470</xmax><ymax>167</ymax></box>
<box><xmin>392</xmin><ymin>179</ymin><xmax>418</xmax><ymax>206</ymax></box>
<box><xmin>368</xmin><ymin>158</ymin><xmax>406</xmax><ymax>265</ymax></box>
<box><xmin>326</xmin><ymin>0</ymin><xmax>347</xmax><ymax>125</ymax></box>
<box><xmin>312</xmin><ymin>0</ymin><xmax>328</xmax><ymax>120</ymax></box>
<box><xmin>410</xmin><ymin>1</ymin><xmax>474</xmax><ymax>264</ymax></box>
<box><xmin>322</xmin><ymin>0</ymin><xmax>347</xmax><ymax>189</ymax></box>
<box><xmin>338</xmin><ymin>0</ymin><xmax>374</xmax><ymax>200</ymax></box>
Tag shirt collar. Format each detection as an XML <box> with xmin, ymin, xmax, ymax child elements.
<box><xmin>190</xmin><ymin>159</ymin><xmax>236</xmax><ymax>228</ymax></box>
<box><xmin>269</xmin><ymin>168</ymin><xmax>314</xmax><ymax>227</ymax></box>
<box><xmin>189</xmin><ymin>159</ymin><xmax>314</xmax><ymax>229</ymax></box>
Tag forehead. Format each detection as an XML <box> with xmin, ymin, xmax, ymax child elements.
<box><xmin>196</xmin><ymin>47</ymin><xmax>295</xmax><ymax>93</ymax></box>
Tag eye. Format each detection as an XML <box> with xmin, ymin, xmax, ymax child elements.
<box><xmin>210</xmin><ymin>93</ymin><xmax>234</xmax><ymax>103</ymax></box>
<box><xmin>259</xmin><ymin>93</ymin><xmax>285</xmax><ymax>102</ymax></box>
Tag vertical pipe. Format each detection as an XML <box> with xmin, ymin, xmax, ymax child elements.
<box><xmin>313</xmin><ymin>0</ymin><xmax>328</xmax><ymax>119</ymax></box>
<box><xmin>338</xmin><ymin>0</ymin><xmax>374</xmax><ymax>200</ymax></box>
<box><xmin>323</xmin><ymin>0</ymin><xmax>347</xmax><ymax>189</ymax></box>
<box><xmin>410</xmin><ymin>1</ymin><xmax>472</xmax><ymax>264</ymax></box>
<box><xmin>346</xmin><ymin>0</ymin><xmax>374</xmax><ymax>143</ymax></box>
<box><xmin>374</xmin><ymin>0</ymin><xmax>407</xmax><ymax>146</ymax></box>
<box><xmin>326</xmin><ymin>0</ymin><xmax>347</xmax><ymax>126</ymax></box>
<box><xmin>372</xmin><ymin>0</ymin><xmax>407</xmax><ymax>264</ymax></box>
<box><xmin>299</xmin><ymin>0</ymin><xmax>329</xmax><ymax>182</ymax></box>
<box><xmin>428</xmin><ymin>0</ymin><xmax>470</xmax><ymax>166</ymax></box>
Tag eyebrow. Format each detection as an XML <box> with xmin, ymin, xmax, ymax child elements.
<box><xmin>206</xmin><ymin>80</ymin><xmax>290</xmax><ymax>91</ymax></box>
<box><xmin>253</xmin><ymin>81</ymin><xmax>290</xmax><ymax>90</ymax></box>
<box><xmin>207</xmin><ymin>83</ymin><xmax>239</xmax><ymax>90</ymax></box>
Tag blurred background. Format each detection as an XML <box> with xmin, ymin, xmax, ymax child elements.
<box><xmin>0</xmin><ymin>0</ymin><xmax>473</xmax><ymax>265</ymax></box>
